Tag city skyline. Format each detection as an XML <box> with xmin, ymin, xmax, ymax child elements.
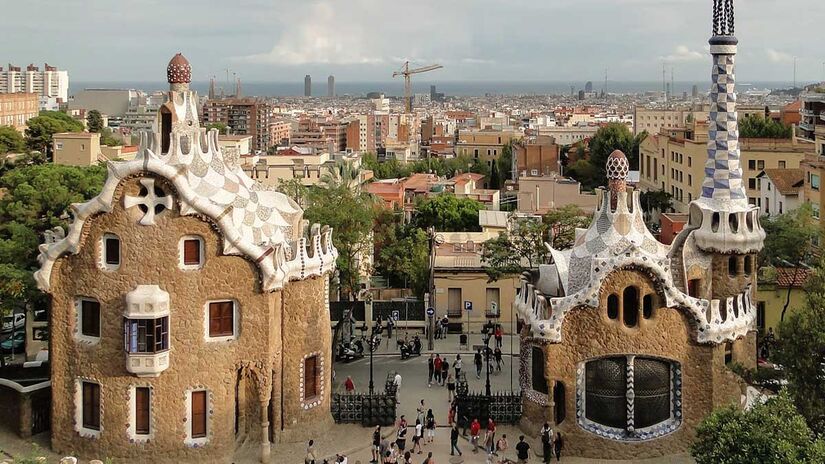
<box><xmin>2</xmin><ymin>0</ymin><xmax>823</xmax><ymax>83</ymax></box>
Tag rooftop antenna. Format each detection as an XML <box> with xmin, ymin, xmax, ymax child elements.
<box><xmin>671</xmin><ymin>66</ymin><xmax>675</xmax><ymax>99</ymax></box>
<box><xmin>662</xmin><ymin>62</ymin><xmax>667</xmax><ymax>102</ymax></box>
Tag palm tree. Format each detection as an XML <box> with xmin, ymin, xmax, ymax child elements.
<box><xmin>320</xmin><ymin>160</ymin><xmax>361</xmax><ymax>192</ymax></box>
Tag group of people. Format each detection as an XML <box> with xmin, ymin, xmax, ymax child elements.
<box><xmin>427</xmin><ymin>354</ymin><xmax>458</xmax><ymax>399</ymax></box>
<box><xmin>371</xmin><ymin>411</ymin><xmax>439</xmax><ymax>464</ymax></box>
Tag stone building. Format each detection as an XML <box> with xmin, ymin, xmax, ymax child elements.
<box><xmin>515</xmin><ymin>2</ymin><xmax>765</xmax><ymax>459</ymax></box>
<box><xmin>34</xmin><ymin>54</ymin><xmax>337</xmax><ymax>463</ymax></box>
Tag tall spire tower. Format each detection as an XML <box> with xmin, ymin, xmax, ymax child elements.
<box><xmin>690</xmin><ymin>0</ymin><xmax>764</xmax><ymax>254</ymax></box>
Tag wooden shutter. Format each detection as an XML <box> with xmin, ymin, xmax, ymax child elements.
<box><xmin>209</xmin><ymin>302</ymin><xmax>234</xmax><ymax>337</ymax></box>
<box><xmin>183</xmin><ymin>239</ymin><xmax>201</xmax><ymax>265</ymax></box>
<box><xmin>105</xmin><ymin>237</ymin><xmax>120</xmax><ymax>265</ymax></box>
<box><xmin>304</xmin><ymin>356</ymin><xmax>318</xmax><ymax>400</ymax></box>
<box><xmin>191</xmin><ymin>391</ymin><xmax>207</xmax><ymax>438</ymax></box>
<box><xmin>82</xmin><ymin>382</ymin><xmax>100</xmax><ymax>430</ymax></box>
<box><xmin>135</xmin><ymin>387</ymin><xmax>150</xmax><ymax>434</ymax></box>
<box><xmin>81</xmin><ymin>300</ymin><xmax>101</xmax><ymax>337</ymax></box>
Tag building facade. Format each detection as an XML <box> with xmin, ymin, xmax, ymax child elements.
<box><xmin>35</xmin><ymin>54</ymin><xmax>337</xmax><ymax>463</ymax></box>
<box><xmin>0</xmin><ymin>92</ymin><xmax>38</xmax><ymax>130</ymax></box>
<box><xmin>515</xmin><ymin>4</ymin><xmax>763</xmax><ymax>458</ymax></box>
<box><xmin>201</xmin><ymin>97</ymin><xmax>273</xmax><ymax>152</ymax></box>
<box><xmin>0</xmin><ymin>63</ymin><xmax>69</xmax><ymax>103</ymax></box>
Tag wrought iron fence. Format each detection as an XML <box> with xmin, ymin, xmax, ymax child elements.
<box><xmin>330</xmin><ymin>301</ymin><xmax>366</xmax><ymax>321</ymax></box>
<box><xmin>331</xmin><ymin>393</ymin><xmax>397</xmax><ymax>426</ymax></box>
<box><xmin>455</xmin><ymin>391</ymin><xmax>523</xmax><ymax>427</ymax></box>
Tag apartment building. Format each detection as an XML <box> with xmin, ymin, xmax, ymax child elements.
<box><xmin>756</xmin><ymin>169</ymin><xmax>804</xmax><ymax>217</ymax></box>
<box><xmin>52</xmin><ymin>132</ymin><xmax>137</xmax><ymax>166</ymax></box>
<box><xmin>534</xmin><ymin>125</ymin><xmax>597</xmax><ymax>146</ymax></box>
<box><xmin>634</xmin><ymin>105</ymin><xmax>768</xmax><ymax>137</ymax></box>
<box><xmin>0</xmin><ymin>63</ymin><xmax>69</xmax><ymax>104</ymax></box>
<box><xmin>455</xmin><ymin>128</ymin><xmax>521</xmax><ymax>166</ymax></box>
<box><xmin>514</xmin><ymin>135</ymin><xmax>560</xmax><ymax>178</ymax></box>
<box><xmin>0</xmin><ymin>92</ymin><xmax>38</xmax><ymax>130</ymax></box>
<box><xmin>242</xmin><ymin>147</ymin><xmax>365</xmax><ymax>188</ymax></box>
<box><xmin>269</xmin><ymin>119</ymin><xmax>291</xmax><ymax>146</ymax></box>
<box><xmin>799</xmin><ymin>90</ymin><xmax>825</xmax><ymax>156</ymax></box>
<box><xmin>291</xmin><ymin>117</ymin><xmax>348</xmax><ymax>152</ymax></box>
<box><xmin>69</xmin><ymin>89</ymin><xmax>140</xmax><ymax>117</ymax></box>
<box><xmin>639</xmin><ymin>120</ymin><xmax>811</xmax><ymax>212</ymax></box>
<box><xmin>201</xmin><ymin>97</ymin><xmax>272</xmax><ymax>151</ymax></box>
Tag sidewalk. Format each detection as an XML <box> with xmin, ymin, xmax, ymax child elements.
<box><xmin>362</xmin><ymin>333</ymin><xmax>520</xmax><ymax>357</ymax></box>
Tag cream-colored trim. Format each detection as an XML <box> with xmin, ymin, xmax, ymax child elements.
<box><xmin>203</xmin><ymin>299</ymin><xmax>238</xmax><ymax>342</ymax></box>
<box><xmin>127</xmin><ymin>384</ymin><xmax>154</xmax><ymax>442</ymax></box>
<box><xmin>299</xmin><ymin>352</ymin><xmax>325</xmax><ymax>410</ymax></box>
<box><xmin>98</xmin><ymin>233</ymin><xmax>121</xmax><ymax>271</ymax></box>
<box><xmin>74</xmin><ymin>297</ymin><xmax>101</xmax><ymax>345</ymax></box>
<box><xmin>184</xmin><ymin>387</ymin><xmax>211</xmax><ymax>447</ymax></box>
<box><xmin>74</xmin><ymin>377</ymin><xmax>102</xmax><ymax>439</ymax></box>
<box><xmin>178</xmin><ymin>235</ymin><xmax>205</xmax><ymax>270</ymax></box>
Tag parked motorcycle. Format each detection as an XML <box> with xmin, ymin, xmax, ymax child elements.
<box><xmin>398</xmin><ymin>335</ymin><xmax>422</xmax><ymax>360</ymax></box>
<box><xmin>336</xmin><ymin>336</ymin><xmax>365</xmax><ymax>362</ymax></box>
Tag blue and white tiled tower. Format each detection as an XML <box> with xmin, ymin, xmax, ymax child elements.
<box><xmin>689</xmin><ymin>0</ymin><xmax>765</xmax><ymax>254</ymax></box>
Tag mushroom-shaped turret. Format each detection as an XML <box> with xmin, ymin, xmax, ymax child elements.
<box><xmin>606</xmin><ymin>149</ymin><xmax>629</xmax><ymax>208</ymax></box>
<box><xmin>167</xmin><ymin>53</ymin><xmax>191</xmax><ymax>86</ymax></box>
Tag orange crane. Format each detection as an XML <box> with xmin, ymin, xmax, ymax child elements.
<box><xmin>392</xmin><ymin>61</ymin><xmax>443</xmax><ymax>114</ymax></box>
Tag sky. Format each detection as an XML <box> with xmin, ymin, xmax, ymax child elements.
<box><xmin>1</xmin><ymin>0</ymin><xmax>823</xmax><ymax>84</ymax></box>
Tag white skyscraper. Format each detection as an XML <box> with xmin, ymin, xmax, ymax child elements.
<box><xmin>0</xmin><ymin>63</ymin><xmax>69</xmax><ymax>104</ymax></box>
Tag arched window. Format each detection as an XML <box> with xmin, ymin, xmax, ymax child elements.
<box><xmin>607</xmin><ymin>294</ymin><xmax>619</xmax><ymax>320</ymax></box>
<box><xmin>581</xmin><ymin>356</ymin><xmax>680</xmax><ymax>440</ymax></box>
<box><xmin>728</xmin><ymin>213</ymin><xmax>739</xmax><ymax>233</ymax></box>
<box><xmin>743</xmin><ymin>255</ymin><xmax>752</xmax><ymax>275</ymax></box>
<box><xmin>711</xmin><ymin>212</ymin><xmax>720</xmax><ymax>232</ymax></box>
<box><xmin>553</xmin><ymin>381</ymin><xmax>566</xmax><ymax>425</ymax></box>
<box><xmin>643</xmin><ymin>294</ymin><xmax>654</xmax><ymax>319</ymax></box>
<box><xmin>728</xmin><ymin>256</ymin><xmax>738</xmax><ymax>277</ymax></box>
<box><xmin>623</xmin><ymin>287</ymin><xmax>639</xmax><ymax>328</ymax></box>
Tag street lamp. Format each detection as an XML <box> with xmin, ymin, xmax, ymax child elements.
<box><xmin>367</xmin><ymin>331</ymin><xmax>381</xmax><ymax>395</ymax></box>
<box><xmin>481</xmin><ymin>321</ymin><xmax>494</xmax><ymax>396</ymax></box>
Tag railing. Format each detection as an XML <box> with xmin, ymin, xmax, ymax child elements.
<box><xmin>447</xmin><ymin>308</ymin><xmax>463</xmax><ymax>318</ymax></box>
<box><xmin>454</xmin><ymin>391</ymin><xmax>523</xmax><ymax>427</ymax></box>
<box><xmin>485</xmin><ymin>310</ymin><xmax>500</xmax><ymax>318</ymax></box>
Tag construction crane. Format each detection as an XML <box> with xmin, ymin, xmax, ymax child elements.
<box><xmin>392</xmin><ymin>61</ymin><xmax>443</xmax><ymax>114</ymax></box>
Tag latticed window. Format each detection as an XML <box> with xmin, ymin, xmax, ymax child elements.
<box><xmin>579</xmin><ymin>356</ymin><xmax>680</xmax><ymax>440</ymax></box>
<box><xmin>125</xmin><ymin>317</ymin><xmax>169</xmax><ymax>353</ymax></box>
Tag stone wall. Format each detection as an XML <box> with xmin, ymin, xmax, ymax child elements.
<box><xmin>46</xmin><ymin>176</ymin><xmax>330</xmax><ymax>462</ymax></box>
<box><xmin>527</xmin><ymin>268</ymin><xmax>743</xmax><ymax>460</ymax></box>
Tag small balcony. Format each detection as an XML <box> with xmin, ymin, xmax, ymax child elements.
<box><xmin>447</xmin><ymin>308</ymin><xmax>463</xmax><ymax>318</ymax></box>
<box><xmin>124</xmin><ymin>285</ymin><xmax>170</xmax><ymax>377</ymax></box>
<box><xmin>126</xmin><ymin>351</ymin><xmax>170</xmax><ymax>378</ymax></box>
<box><xmin>485</xmin><ymin>310</ymin><xmax>500</xmax><ymax>318</ymax></box>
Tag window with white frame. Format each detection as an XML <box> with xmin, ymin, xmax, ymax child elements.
<box><xmin>179</xmin><ymin>236</ymin><xmax>204</xmax><ymax>269</ymax></box>
<box><xmin>205</xmin><ymin>300</ymin><xmax>237</xmax><ymax>341</ymax></box>
<box><xmin>76</xmin><ymin>298</ymin><xmax>101</xmax><ymax>343</ymax></box>
<box><xmin>184</xmin><ymin>388</ymin><xmax>210</xmax><ymax>446</ymax></box>
<box><xmin>100</xmin><ymin>233</ymin><xmax>120</xmax><ymax>270</ymax></box>
<box><xmin>74</xmin><ymin>378</ymin><xmax>101</xmax><ymax>438</ymax></box>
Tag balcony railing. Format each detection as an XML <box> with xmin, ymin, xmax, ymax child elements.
<box><xmin>485</xmin><ymin>310</ymin><xmax>500</xmax><ymax>318</ymax></box>
<box><xmin>447</xmin><ymin>308</ymin><xmax>463</xmax><ymax>318</ymax></box>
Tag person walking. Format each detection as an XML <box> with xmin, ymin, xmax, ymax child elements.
<box><xmin>427</xmin><ymin>354</ymin><xmax>435</xmax><ymax>387</ymax></box>
<box><xmin>447</xmin><ymin>404</ymin><xmax>455</xmax><ymax>426</ymax></box>
<box><xmin>486</xmin><ymin>418</ymin><xmax>497</xmax><ymax>454</ymax></box>
<box><xmin>540</xmin><ymin>423</ymin><xmax>553</xmax><ymax>464</ymax></box>
<box><xmin>417</xmin><ymin>399</ymin><xmax>426</xmax><ymax>424</ymax></box>
<box><xmin>495</xmin><ymin>434</ymin><xmax>509</xmax><ymax>461</ymax></box>
<box><xmin>450</xmin><ymin>424</ymin><xmax>462</xmax><ymax>456</ymax></box>
<box><xmin>470</xmin><ymin>418</ymin><xmax>481</xmax><ymax>453</ymax></box>
<box><xmin>422</xmin><ymin>451</ymin><xmax>434</xmax><ymax>464</ymax></box>
<box><xmin>433</xmin><ymin>354</ymin><xmax>443</xmax><ymax>386</ymax></box>
<box><xmin>380</xmin><ymin>436</ymin><xmax>390</xmax><ymax>460</ymax></box>
<box><xmin>446</xmin><ymin>373</ymin><xmax>456</xmax><ymax>401</ymax></box>
<box><xmin>474</xmin><ymin>349</ymin><xmax>483</xmax><ymax>379</ymax></box>
<box><xmin>396</xmin><ymin>416</ymin><xmax>408</xmax><ymax>451</ymax></box>
<box><xmin>425</xmin><ymin>409</ymin><xmax>436</xmax><ymax>444</ymax></box>
<box><xmin>440</xmin><ymin>357</ymin><xmax>449</xmax><ymax>386</ymax></box>
<box><xmin>304</xmin><ymin>439</ymin><xmax>317</xmax><ymax>464</ymax></box>
<box><xmin>494</xmin><ymin>325</ymin><xmax>503</xmax><ymax>348</ymax></box>
<box><xmin>454</xmin><ymin>354</ymin><xmax>463</xmax><ymax>378</ymax></box>
<box><xmin>412</xmin><ymin>419</ymin><xmax>423</xmax><ymax>454</ymax></box>
<box><xmin>494</xmin><ymin>347</ymin><xmax>503</xmax><ymax>372</ymax></box>
<box><xmin>553</xmin><ymin>431</ymin><xmax>563</xmax><ymax>462</ymax></box>
<box><xmin>344</xmin><ymin>375</ymin><xmax>355</xmax><ymax>392</ymax></box>
<box><xmin>515</xmin><ymin>435</ymin><xmax>530</xmax><ymax>464</ymax></box>
<box><xmin>372</xmin><ymin>426</ymin><xmax>382</xmax><ymax>463</ymax></box>
<box><xmin>394</xmin><ymin>372</ymin><xmax>403</xmax><ymax>402</ymax></box>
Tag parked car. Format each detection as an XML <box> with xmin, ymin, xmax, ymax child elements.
<box><xmin>1</xmin><ymin>313</ymin><xmax>26</xmax><ymax>333</ymax></box>
<box><xmin>0</xmin><ymin>331</ymin><xmax>25</xmax><ymax>353</ymax></box>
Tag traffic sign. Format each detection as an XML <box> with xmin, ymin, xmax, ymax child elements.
<box><xmin>464</xmin><ymin>301</ymin><xmax>473</xmax><ymax>311</ymax></box>
<box><xmin>426</xmin><ymin>307</ymin><xmax>435</xmax><ymax>317</ymax></box>
<box><xmin>392</xmin><ymin>310</ymin><xmax>400</xmax><ymax>321</ymax></box>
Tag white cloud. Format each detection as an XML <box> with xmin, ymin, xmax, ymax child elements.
<box><xmin>233</xmin><ymin>2</ymin><xmax>383</xmax><ymax>65</ymax></box>
<box><xmin>461</xmin><ymin>58</ymin><xmax>495</xmax><ymax>65</ymax></box>
<box><xmin>765</xmin><ymin>48</ymin><xmax>793</xmax><ymax>63</ymax></box>
<box><xmin>660</xmin><ymin>45</ymin><xmax>703</xmax><ymax>62</ymax></box>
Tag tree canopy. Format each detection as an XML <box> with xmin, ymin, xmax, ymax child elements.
<box><xmin>760</xmin><ymin>203</ymin><xmax>819</xmax><ymax>267</ymax></box>
<box><xmin>543</xmin><ymin>204</ymin><xmax>592</xmax><ymax>250</ymax></box>
<box><xmin>739</xmin><ymin>115</ymin><xmax>793</xmax><ymax>139</ymax></box>
<box><xmin>691</xmin><ymin>392</ymin><xmax>825</xmax><ymax>464</ymax></box>
<box><xmin>565</xmin><ymin>159</ymin><xmax>599</xmax><ymax>190</ymax></box>
<box><xmin>374</xmin><ymin>222</ymin><xmax>429</xmax><ymax>296</ymax></box>
<box><xmin>412</xmin><ymin>194</ymin><xmax>483</xmax><ymax>232</ymax></box>
<box><xmin>86</xmin><ymin>110</ymin><xmax>104</xmax><ymax>133</ymax></box>
<box><xmin>0</xmin><ymin>126</ymin><xmax>26</xmax><ymax>156</ymax></box>
<box><xmin>775</xmin><ymin>257</ymin><xmax>825</xmax><ymax>435</ymax></box>
<box><xmin>362</xmin><ymin>153</ymin><xmax>491</xmax><ymax>180</ymax></box>
<box><xmin>206</xmin><ymin>123</ymin><xmax>229</xmax><ymax>135</ymax></box>
<box><xmin>24</xmin><ymin>111</ymin><xmax>84</xmax><ymax>158</ymax></box>
<box><xmin>585</xmin><ymin>123</ymin><xmax>647</xmax><ymax>187</ymax></box>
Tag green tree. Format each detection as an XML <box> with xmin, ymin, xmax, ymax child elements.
<box><xmin>543</xmin><ymin>205</ymin><xmax>592</xmax><ymax>250</ymax></box>
<box><xmin>639</xmin><ymin>190</ymin><xmax>674</xmax><ymax>215</ymax></box>
<box><xmin>24</xmin><ymin>111</ymin><xmax>84</xmax><ymax>158</ymax></box>
<box><xmin>100</xmin><ymin>128</ymin><xmax>121</xmax><ymax>147</ymax></box>
<box><xmin>86</xmin><ymin>110</ymin><xmax>104</xmax><ymax>133</ymax></box>
<box><xmin>588</xmin><ymin>123</ymin><xmax>647</xmax><ymax>186</ymax></box>
<box><xmin>0</xmin><ymin>126</ymin><xmax>26</xmax><ymax>155</ymax></box>
<box><xmin>375</xmin><ymin>224</ymin><xmax>429</xmax><ymax>296</ymax></box>
<box><xmin>760</xmin><ymin>203</ymin><xmax>819</xmax><ymax>268</ymax></box>
<box><xmin>412</xmin><ymin>195</ymin><xmax>483</xmax><ymax>232</ymax></box>
<box><xmin>276</xmin><ymin>178</ymin><xmax>308</xmax><ymax>207</ymax></box>
<box><xmin>489</xmin><ymin>161</ymin><xmax>501</xmax><ymax>190</ymax></box>
<box><xmin>739</xmin><ymin>115</ymin><xmax>793</xmax><ymax>139</ymax></box>
<box><xmin>482</xmin><ymin>218</ymin><xmax>548</xmax><ymax>281</ymax></box>
<box><xmin>320</xmin><ymin>160</ymin><xmax>361</xmax><ymax>192</ymax></box>
<box><xmin>304</xmin><ymin>184</ymin><xmax>377</xmax><ymax>300</ymax></box>
<box><xmin>206</xmin><ymin>123</ymin><xmax>229</xmax><ymax>135</ymax></box>
<box><xmin>565</xmin><ymin>159</ymin><xmax>599</xmax><ymax>190</ymax></box>
<box><xmin>496</xmin><ymin>141</ymin><xmax>513</xmax><ymax>185</ymax></box>
<box><xmin>691</xmin><ymin>392</ymin><xmax>825</xmax><ymax>464</ymax></box>
<box><xmin>775</xmin><ymin>257</ymin><xmax>825</xmax><ymax>435</ymax></box>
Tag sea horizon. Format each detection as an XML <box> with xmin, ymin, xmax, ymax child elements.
<box><xmin>69</xmin><ymin>80</ymin><xmax>804</xmax><ymax>98</ymax></box>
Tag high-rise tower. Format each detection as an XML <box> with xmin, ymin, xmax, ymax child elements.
<box><xmin>304</xmin><ymin>74</ymin><xmax>311</xmax><ymax>97</ymax></box>
<box><xmin>327</xmin><ymin>75</ymin><xmax>334</xmax><ymax>98</ymax></box>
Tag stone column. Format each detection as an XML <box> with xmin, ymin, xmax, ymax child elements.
<box><xmin>260</xmin><ymin>400</ymin><xmax>271</xmax><ymax>463</ymax></box>
<box><xmin>19</xmin><ymin>392</ymin><xmax>32</xmax><ymax>438</ymax></box>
